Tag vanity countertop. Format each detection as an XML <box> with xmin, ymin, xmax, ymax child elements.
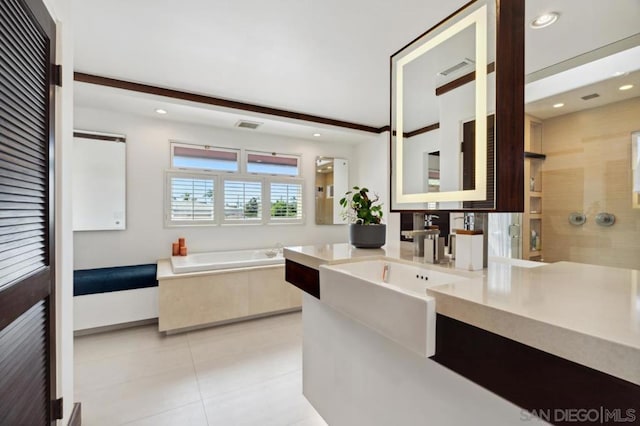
<box><xmin>284</xmin><ymin>242</ymin><xmax>474</xmax><ymax>271</ymax></box>
<box><xmin>284</xmin><ymin>243</ymin><xmax>640</xmax><ymax>386</ymax></box>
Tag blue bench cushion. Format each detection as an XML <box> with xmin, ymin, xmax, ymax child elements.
<box><xmin>74</xmin><ymin>264</ymin><xmax>158</xmax><ymax>296</ymax></box>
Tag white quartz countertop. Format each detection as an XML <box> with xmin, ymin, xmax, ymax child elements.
<box><xmin>284</xmin><ymin>242</ymin><xmax>469</xmax><ymax>271</ymax></box>
<box><xmin>284</xmin><ymin>243</ymin><xmax>640</xmax><ymax>385</ymax></box>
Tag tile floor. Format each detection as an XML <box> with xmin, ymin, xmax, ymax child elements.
<box><xmin>74</xmin><ymin>312</ymin><xmax>327</xmax><ymax>426</ymax></box>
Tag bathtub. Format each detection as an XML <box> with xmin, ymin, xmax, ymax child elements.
<box><xmin>170</xmin><ymin>248</ymin><xmax>284</xmax><ymax>274</ymax></box>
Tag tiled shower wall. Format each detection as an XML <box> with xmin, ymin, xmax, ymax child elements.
<box><xmin>541</xmin><ymin>96</ymin><xmax>640</xmax><ymax>269</ymax></box>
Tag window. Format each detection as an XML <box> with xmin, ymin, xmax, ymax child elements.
<box><xmin>171</xmin><ymin>143</ymin><xmax>239</xmax><ymax>172</ymax></box>
<box><xmin>246</xmin><ymin>150</ymin><xmax>300</xmax><ymax>176</ymax></box>
<box><xmin>269</xmin><ymin>181</ymin><xmax>303</xmax><ymax>222</ymax></box>
<box><xmin>167</xmin><ymin>172</ymin><xmax>216</xmax><ymax>225</ymax></box>
<box><xmin>223</xmin><ymin>179</ymin><xmax>263</xmax><ymax>222</ymax></box>
<box><xmin>165</xmin><ymin>143</ymin><xmax>304</xmax><ymax>226</ymax></box>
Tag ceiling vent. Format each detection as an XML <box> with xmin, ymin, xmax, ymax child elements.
<box><xmin>581</xmin><ymin>93</ymin><xmax>600</xmax><ymax>101</ymax></box>
<box><xmin>438</xmin><ymin>58</ymin><xmax>475</xmax><ymax>76</ymax></box>
<box><xmin>235</xmin><ymin>120</ymin><xmax>262</xmax><ymax>130</ymax></box>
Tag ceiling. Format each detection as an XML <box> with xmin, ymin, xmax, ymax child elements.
<box><xmin>73</xmin><ymin>0</ymin><xmax>640</xmax><ymax>132</ymax></box>
<box><xmin>525</xmin><ymin>45</ymin><xmax>640</xmax><ymax>120</ymax></box>
<box><xmin>74</xmin><ymin>82</ymin><xmax>375</xmax><ymax>145</ymax></box>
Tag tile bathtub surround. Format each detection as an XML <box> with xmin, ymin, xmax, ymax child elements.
<box><xmin>74</xmin><ymin>312</ymin><xmax>326</xmax><ymax>426</ymax></box>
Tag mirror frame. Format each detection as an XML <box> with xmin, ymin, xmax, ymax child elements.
<box><xmin>389</xmin><ymin>0</ymin><xmax>524</xmax><ymax>212</ymax></box>
<box><xmin>393</xmin><ymin>4</ymin><xmax>488</xmax><ymax>204</ymax></box>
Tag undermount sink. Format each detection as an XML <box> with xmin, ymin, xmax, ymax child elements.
<box><xmin>319</xmin><ymin>260</ymin><xmax>470</xmax><ymax>357</ymax></box>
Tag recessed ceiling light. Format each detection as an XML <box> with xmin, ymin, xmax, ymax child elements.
<box><xmin>553</xmin><ymin>103</ymin><xmax>564</xmax><ymax>108</ymax></box>
<box><xmin>619</xmin><ymin>84</ymin><xmax>634</xmax><ymax>91</ymax></box>
<box><xmin>327</xmin><ymin>166</ymin><xmax>333</xmax><ymax>170</ymax></box>
<box><xmin>313</xmin><ymin>133</ymin><xmax>321</xmax><ymax>137</ymax></box>
<box><xmin>530</xmin><ymin>12</ymin><xmax>559</xmax><ymax>29</ymax></box>
<box><xmin>613</xmin><ymin>71</ymin><xmax>627</xmax><ymax>77</ymax></box>
<box><xmin>155</xmin><ymin>108</ymin><xmax>167</xmax><ymax>114</ymax></box>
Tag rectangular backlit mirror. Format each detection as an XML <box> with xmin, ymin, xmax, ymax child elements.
<box><xmin>391</xmin><ymin>0</ymin><xmax>494</xmax><ymax>210</ymax></box>
<box><xmin>390</xmin><ymin>0</ymin><xmax>523</xmax><ymax>212</ymax></box>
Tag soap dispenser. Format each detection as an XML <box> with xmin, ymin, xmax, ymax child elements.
<box><xmin>454</xmin><ymin>213</ymin><xmax>486</xmax><ymax>271</ymax></box>
<box><xmin>454</xmin><ymin>231</ymin><xmax>483</xmax><ymax>271</ymax></box>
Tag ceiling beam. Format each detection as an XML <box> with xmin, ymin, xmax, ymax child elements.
<box><xmin>74</xmin><ymin>72</ymin><xmax>389</xmax><ymax>134</ymax></box>
<box><xmin>435</xmin><ymin>62</ymin><xmax>495</xmax><ymax>97</ymax></box>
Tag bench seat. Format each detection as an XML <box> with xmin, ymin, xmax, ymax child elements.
<box><xmin>74</xmin><ymin>264</ymin><xmax>158</xmax><ymax>296</ymax></box>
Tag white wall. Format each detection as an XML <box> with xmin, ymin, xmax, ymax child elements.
<box><xmin>355</xmin><ymin>131</ymin><xmax>400</xmax><ymax>244</ymax></box>
<box><xmin>402</xmin><ymin>130</ymin><xmax>440</xmax><ymax>194</ymax></box>
<box><xmin>73</xmin><ymin>107</ymin><xmax>363</xmax><ymax>269</ymax></box>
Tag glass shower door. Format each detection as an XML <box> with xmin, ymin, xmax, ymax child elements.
<box><xmin>488</xmin><ymin>213</ymin><xmax>522</xmax><ymax>259</ymax></box>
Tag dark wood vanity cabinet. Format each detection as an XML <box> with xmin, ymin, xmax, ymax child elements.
<box><xmin>285</xmin><ymin>260</ymin><xmax>320</xmax><ymax>299</ymax></box>
<box><xmin>433</xmin><ymin>315</ymin><xmax>640</xmax><ymax>424</ymax></box>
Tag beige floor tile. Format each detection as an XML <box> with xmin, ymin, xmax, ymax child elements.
<box><xmin>121</xmin><ymin>402</ymin><xmax>208</xmax><ymax>426</ymax></box>
<box><xmin>203</xmin><ymin>371</ymin><xmax>318</xmax><ymax>426</ymax></box>
<box><xmin>74</xmin><ymin>312</ymin><xmax>320</xmax><ymax>426</ymax></box>
<box><xmin>186</xmin><ymin>311</ymin><xmax>301</xmax><ymax>346</ymax></box>
<box><xmin>75</xmin><ymin>324</ymin><xmax>188</xmax><ymax>364</ymax></box>
<box><xmin>76</xmin><ymin>365</ymin><xmax>201</xmax><ymax>426</ymax></box>
<box><xmin>194</xmin><ymin>338</ymin><xmax>302</xmax><ymax>400</ymax></box>
<box><xmin>188</xmin><ymin>321</ymin><xmax>302</xmax><ymax>365</ymax></box>
<box><xmin>75</xmin><ymin>344</ymin><xmax>194</xmax><ymax>393</ymax></box>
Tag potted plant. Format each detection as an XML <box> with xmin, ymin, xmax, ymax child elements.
<box><xmin>339</xmin><ymin>186</ymin><xmax>386</xmax><ymax>248</ymax></box>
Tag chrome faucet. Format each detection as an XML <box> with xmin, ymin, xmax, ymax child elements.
<box><xmin>425</xmin><ymin>214</ymin><xmax>439</xmax><ymax>228</ymax></box>
<box><xmin>424</xmin><ymin>232</ymin><xmax>445</xmax><ymax>264</ymax></box>
<box><xmin>463</xmin><ymin>213</ymin><xmax>474</xmax><ymax>230</ymax></box>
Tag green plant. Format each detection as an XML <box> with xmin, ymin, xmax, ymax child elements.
<box><xmin>244</xmin><ymin>197</ymin><xmax>259</xmax><ymax>217</ymax></box>
<box><xmin>339</xmin><ymin>186</ymin><xmax>383</xmax><ymax>225</ymax></box>
<box><xmin>271</xmin><ymin>199</ymin><xmax>297</xmax><ymax>217</ymax></box>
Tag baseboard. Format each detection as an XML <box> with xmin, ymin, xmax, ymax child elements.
<box><xmin>164</xmin><ymin>307</ymin><xmax>302</xmax><ymax>335</ymax></box>
<box><xmin>74</xmin><ymin>308</ymin><xmax>302</xmax><ymax>336</ymax></box>
<box><xmin>74</xmin><ymin>318</ymin><xmax>158</xmax><ymax>337</ymax></box>
<box><xmin>68</xmin><ymin>402</ymin><xmax>81</xmax><ymax>426</ymax></box>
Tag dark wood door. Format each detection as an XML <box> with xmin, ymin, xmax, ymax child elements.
<box><xmin>0</xmin><ymin>0</ymin><xmax>57</xmax><ymax>424</ymax></box>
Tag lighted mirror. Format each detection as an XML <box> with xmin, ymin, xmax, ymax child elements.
<box><xmin>72</xmin><ymin>131</ymin><xmax>126</xmax><ymax>231</ymax></box>
<box><xmin>391</xmin><ymin>0</ymin><xmax>496</xmax><ymax>210</ymax></box>
<box><xmin>315</xmin><ymin>157</ymin><xmax>348</xmax><ymax>225</ymax></box>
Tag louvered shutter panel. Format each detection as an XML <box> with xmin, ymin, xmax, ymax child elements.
<box><xmin>270</xmin><ymin>182</ymin><xmax>302</xmax><ymax>220</ymax></box>
<box><xmin>223</xmin><ymin>179</ymin><xmax>262</xmax><ymax>221</ymax></box>
<box><xmin>169</xmin><ymin>174</ymin><xmax>215</xmax><ymax>223</ymax></box>
<box><xmin>0</xmin><ymin>0</ymin><xmax>56</xmax><ymax>424</ymax></box>
<box><xmin>0</xmin><ymin>0</ymin><xmax>49</xmax><ymax>289</ymax></box>
<box><xmin>0</xmin><ymin>301</ymin><xmax>49</xmax><ymax>425</ymax></box>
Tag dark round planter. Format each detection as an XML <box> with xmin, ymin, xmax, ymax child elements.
<box><xmin>349</xmin><ymin>223</ymin><xmax>386</xmax><ymax>248</ymax></box>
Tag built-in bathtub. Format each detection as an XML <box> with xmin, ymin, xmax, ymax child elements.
<box><xmin>170</xmin><ymin>249</ymin><xmax>284</xmax><ymax>274</ymax></box>
<box><xmin>158</xmin><ymin>248</ymin><xmax>299</xmax><ymax>333</ymax></box>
